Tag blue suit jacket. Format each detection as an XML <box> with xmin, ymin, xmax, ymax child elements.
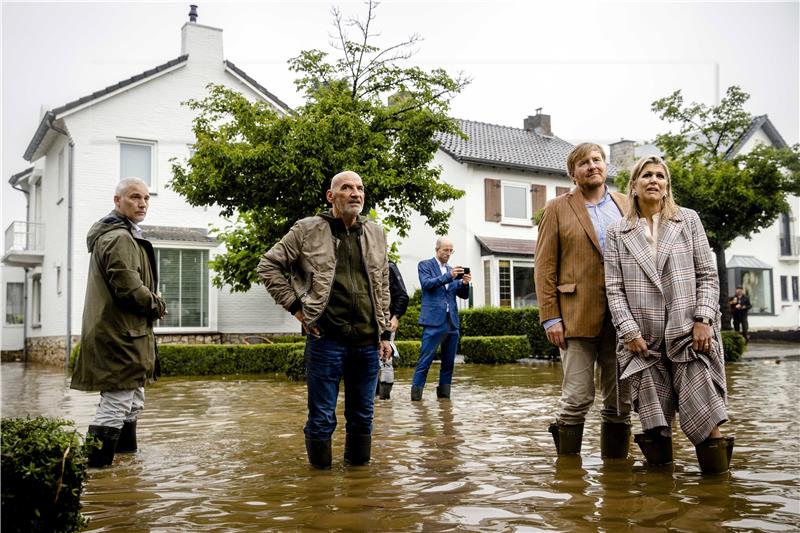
<box><xmin>417</xmin><ymin>258</ymin><xmax>470</xmax><ymax>327</ymax></box>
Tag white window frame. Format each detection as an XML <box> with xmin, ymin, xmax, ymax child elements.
<box><xmin>118</xmin><ymin>137</ymin><xmax>157</xmax><ymax>191</ymax></box>
<box><xmin>152</xmin><ymin>242</ymin><xmax>217</xmax><ymax>333</ymax></box>
<box><xmin>31</xmin><ymin>272</ymin><xmax>42</xmax><ymax>328</ymax></box>
<box><xmin>500</xmin><ymin>180</ymin><xmax>532</xmax><ymax>227</ymax></box>
<box><xmin>5</xmin><ymin>282</ymin><xmax>24</xmax><ymax>326</ymax></box>
<box><xmin>483</xmin><ymin>256</ymin><xmax>536</xmax><ymax>308</ymax></box>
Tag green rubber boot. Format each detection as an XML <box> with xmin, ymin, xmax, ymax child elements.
<box><xmin>548</xmin><ymin>422</ymin><xmax>584</xmax><ymax>455</ymax></box>
<box><xmin>436</xmin><ymin>384</ymin><xmax>451</xmax><ymax>399</ymax></box>
<box><xmin>601</xmin><ymin>422</ymin><xmax>631</xmax><ymax>459</ymax></box>
<box><xmin>344</xmin><ymin>433</ymin><xmax>372</xmax><ymax>466</ymax></box>
<box><xmin>695</xmin><ymin>436</ymin><xmax>734</xmax><ymax>475</ymax></box>
<box><xmin>116</xmin><ymin>420</ymin><xmax>138</xmax><ymax>453</ymax></box>
<box><xmin>634</xmin><ymin>432</ymin><xmax>673</xmax><ymax>466</ymax></box>
<box><xmin>411</xmin><ymin>386</ymin><xmax>423</xmax><ymax>401</ymax></box>
<box><xmin>304</xmin><ymin>438</ymin><xmax>332</xmax><ymax>469</ymax></box>
<box><xmin>87</xmin><ymin>425</ymin><xmax>121</xmax><ymax>468</ymax></box>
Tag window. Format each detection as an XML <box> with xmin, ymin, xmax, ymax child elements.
<box><xmin>729</xmin><ymin>268</ymin><xmax>774</xmax><ymax>315</ymax></box>
<box><xmin>156</xmin><ymin>248</ymin><xmax>209</xmax><ymax>328</ymax></box>
<box><xmin>56</xmin><ymin>265</ymin><xmax>62</xmax><ymax>295</ymax></box>
<box><xmin>497</xmin><ymin>259</ymin><xmax>536</xmax><ymax>308</ymax></box>
<box><xmin>793</xmin><ymin>276</ymin><xmax>799</xmax><ymax>302</ymax></box>
<box><xmin>120</xmin><ymin>139</ymin><xmax>155</xmax><ymax>187</ymax></box>
<box><xmin>483</xmin><ymin>260</ymin><xmax>492</xmax><ymax>308</ymax></box>
<box><xmin>780</xmin><ymin>276</ymin><xmax>789</xmax><ymax>301</ymax></box>
<box><xmin>5</xmin><ymin>283</ymin><xmax>23</xmax><ymax>325</ymax></box>
<box><xmin>501</xmin><ymin>181</ymin><xmax>532</xmax><ymax>225</ymax></box>
<box><xmin>31</xmin><ymin>274</ymin><xmax>42</xmax><ymax>327</ymax></box>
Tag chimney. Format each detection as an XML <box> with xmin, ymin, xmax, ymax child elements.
<box><xmin>523</xmin><ymin>108</ymin><xmax>552</xmax><ymax>137</ymax></box>
<box><xmin>609</xmin><ymin>139</ymin><xmax>636</xmax><ymax>171</ymax></box>
<box><xmin>181</xmin><ymin>5</ymin><xmax>224</xmax><ymax>65</ymax></box>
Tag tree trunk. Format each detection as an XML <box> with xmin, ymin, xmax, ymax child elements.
<box><xmin>714</xmin><ymin>245</ymin><xmax>733</xmax><ymax>330</ymax></box>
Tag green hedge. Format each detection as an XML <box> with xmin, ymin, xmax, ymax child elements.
<box><xmin>461</xmin><ymin>335</ymin><xmax>531</xmax><ymax>364</ymax></box>
<box><xmin>158</xmin><ymin>343</ymin><xmax>306</xmax><ymax>377</ymax></box>
<box><xmin>396</xmin><ymin>306</ymin><xmax>423</xmax><ymax>340</ymax></box>
<box><xmin>1</xmin><ymin>417</ymin><xmax>92</xmax><ymax>533</ymax></box>
<box><xmin>721</xmin><ymin>330</ymin><xmax>746</xmax><ymax>362</ymax></box>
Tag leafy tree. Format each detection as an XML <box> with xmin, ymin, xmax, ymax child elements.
<box><xmin>649</xmin><ymin>86</ymin><xmax>800</xmax><ymax>328</ymax></box>
<box><xmin>171</xmin><ymin>1</ymin><xmax>469</xmax><ymax>291</ymax></box>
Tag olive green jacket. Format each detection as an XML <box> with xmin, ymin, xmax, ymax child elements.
<box><xmin>257</xmin><ymin>211</ymin><xmax>391</xmax><ymax>342</ymax></box>
<box><xmin>70</xmin><ymin>211</ymin><xmax>166</xmax><ymax>391</ymax></box>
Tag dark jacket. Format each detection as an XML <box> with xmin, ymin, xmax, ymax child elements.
<box><xmin>417</xmin><ymin>257</ymin><xmax>469</xmax><ymax>328</ymax></box>
<box><xmin>71</xmin><ymin>211</ymin><xmax>165</xmax><ymax>391</ymax></box>
<box><xmin>388</xmin><ymin>262</ymin><xmax>409</xmax><ymax>319</ymax></box>
<box><xmin>730</xmin><ymin>294</ymin><xmax>752</xmax><ymax>316</ymax></box>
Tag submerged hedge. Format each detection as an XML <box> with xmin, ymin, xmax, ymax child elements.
<box><xmin>1</xmin><ymin>417</ymin><xmax>92</xmax><ymax>533</ymax></box>
<box><xmin>461</xmin><ymin>335</ymin><xmax>531</xmax><ymax>364</ymax></box>
<box><xmin>721</xmin><ymin>330</ymin><xmax>746</xmax><ymax>362</ymax></box>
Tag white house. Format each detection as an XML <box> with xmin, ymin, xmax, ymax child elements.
<box><xmin>609</xmin><ymin>115</ymin><xmax>799</xmax><ymax>331</ymax></box>
<box><xmin>393</xmin><ymin>112</ymin><xmax>616</xmax><ymax>309</ymax></box>
<box><xmin>2</xmin><ymin>14</ymin><xmax>299</xmax><ymax>365</ymax></box>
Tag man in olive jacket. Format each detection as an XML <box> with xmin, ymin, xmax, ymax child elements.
<box><xmin>71</xmin><ymin>177</ymin><xmax>166</xmax><ymax>467</ymax></box>
<box><xmin>257</xmin><ymin>171</ymin><xmax>392</xmax><ymax>469</ymax></box>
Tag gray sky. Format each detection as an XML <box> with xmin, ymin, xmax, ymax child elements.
<box><xmin>2</xmin><ymin>0</ymin><xmax>798</xmax><ymax>239</ymax></box>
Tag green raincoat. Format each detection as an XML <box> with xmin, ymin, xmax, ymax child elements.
<box><xmin>70</xmin><ymin>211</ymin><xmax>165</xmax><ymax>391</ymax></box>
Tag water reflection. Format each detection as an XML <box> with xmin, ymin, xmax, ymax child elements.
<box><xmin>2</xmin><ymin>360</ymin><xmax>798</xmax><ymax>531</ymax></box>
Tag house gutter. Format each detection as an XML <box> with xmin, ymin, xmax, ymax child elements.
<box><xmin>10</xmin><ymin>179</ymin><xmax>30</xmax><ymax>363</ymax></box>
<box><xmin>51</xmin><ymin>124</ymin><xmax>75</xmax><ymax>372</ymax></box>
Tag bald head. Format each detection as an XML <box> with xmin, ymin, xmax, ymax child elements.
<box><xmin>327</xmin><ymin>170</ymin><xmax>365</xmax><ymax>227</ymax></box>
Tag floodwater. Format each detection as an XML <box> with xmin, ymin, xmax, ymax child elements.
<box><xmin>2</xmin><ymin>360</ymin><xmax>799</xmax><ymax>532</ymax></box>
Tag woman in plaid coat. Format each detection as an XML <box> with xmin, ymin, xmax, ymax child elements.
<box><xmin>604</xmin><ymin>155</ymin><xmax>734</xmax><ymax>474</ymax></box>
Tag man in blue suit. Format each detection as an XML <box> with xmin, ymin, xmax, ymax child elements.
<box><xmin>412</xmin><ymin>237</ymin><xmax>471</xmax><ymax>401</ymax></box>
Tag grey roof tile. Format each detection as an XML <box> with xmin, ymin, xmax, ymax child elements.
<box><xmin>475</xmin><ymin>235</ymin><xmax>536</xmax><ymax>256</ymax></box>
<box><xmin>141</xmin><ymin>226</ymin><xmax>216</xmax><ymax>244</ymax></box>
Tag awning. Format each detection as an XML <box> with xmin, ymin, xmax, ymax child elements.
<box><xmin>726</xmin><ymin>255</ymin><xmax>772</xmax><ymax>269</ymax></box>
<box><xmin>475</xmin><ymin>235</ymin><xmax>536</xmax><ymax>256</ymax></box>
<box><xmin>141</xmin><ymin>226</ymin><xmax>217</xmax><ymax>245</ymax></box>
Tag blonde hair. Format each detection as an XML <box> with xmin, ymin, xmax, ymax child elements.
<box><xmin>625</xmin><ymin>155</ymin><xmax>679</xmax><ymax>222</ymax></box>
<box><xmin>566</xmin><ymin>143</ymin><xmax>606</xmax><ymax>179</ymax></box>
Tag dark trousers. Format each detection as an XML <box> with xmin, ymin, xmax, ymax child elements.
<box><xmin>304</xmin><ymin>336</ymin><xmax>379</xmax><ymax>440</ymax></box>
<box><xmin>733</xmin><ymin>312</ymin><xmax>749</xmax><ymax>338</ymax></box>
<box><xmin>413</xmin><ymin>314</ymin><xmax>459</xmax><ymax>388</ymax></box>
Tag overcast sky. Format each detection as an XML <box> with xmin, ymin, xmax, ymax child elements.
<box><xmin>2</xmin><ymin>0</ymin><xmax>798</xmax><ymax>237</ymax></box>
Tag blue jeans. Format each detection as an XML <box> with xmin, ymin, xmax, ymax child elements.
<box><xmin>304</xmin><ymin>336</ymin><xmax>380</xmax><ymax>440</ymax></box>
<box><xmin>412</xmin><ymin>316</ymin><xmax>459</xmax><ymax>387</ymax></box>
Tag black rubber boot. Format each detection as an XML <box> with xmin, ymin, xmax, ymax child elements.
<box><xmin>411</xmin><ymin>386</ymin><xmax>423</xmax><ymax>401</ymax></box>
<box><xmin>695</xmin><ymin>436</ymin><xmax>734</xmax><ymax>475</ymax></box>
<box><xmin>343</xmin><ymin>433</ymin><xmax>372</xmax><ymax>466</ymax></box>
<box><xmin>601</xmin><ymin>422</ymin><xmax>631</xmax><ymax>459</ymax></box>
<box><xmin>304</xmin><ymin>438</ymin><xmax>332</xmax><ymax>469</ymax></box>
<box><xmin>379</xmin><ymin>382</ymin><xmax>393</xmax><ymax>400</ymax></box>
<box><xmin>549</xmin><ymin>422</ymin><xmax>583</xmax><ymax>455</ymax></box>
<box><xmin>634</xmin><ymin>432</ymin><xmax>673</xmax><ymax>466</ymax></box>
<box><xmin>87</xmin><ymin>425</ymin><xmax>121</xmax><ymax>468</ymax></box>
<box><xmin>436</xmin><ymin>384</ymin><xmax>451</xmax><ymax>399</ymax></box>
<box><xmin>116</xmin><ymin>420</ymin><xmax>138</xmax><ymax>453</ymax></box>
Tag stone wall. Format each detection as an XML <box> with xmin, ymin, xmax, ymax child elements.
<box><xmin>24</xmin><ymin>335</ymin><xmax>80</xmax><ymax>367</ymax></box>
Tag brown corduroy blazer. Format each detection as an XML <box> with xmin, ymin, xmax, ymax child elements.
<box><xmin>534</xmin><ymin>188</ymin><xmax>628</xmax><ymax>339</ymax></box>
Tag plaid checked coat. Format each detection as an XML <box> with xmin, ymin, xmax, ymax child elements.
<box><xmin>604</xmin><ymin>207</ymin><xmax>727</xmax><ymax>444</ymax></box>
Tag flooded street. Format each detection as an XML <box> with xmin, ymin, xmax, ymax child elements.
<box><xmin>2</xmin><ymin>360</ymin><xmax>799</xmax><ymax>532</ymax></box>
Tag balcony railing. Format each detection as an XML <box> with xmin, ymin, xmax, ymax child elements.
<box><xmin>4</xmin><ymin>221</ymin><xmax>44</xmax><ymax>255</ymax></box>
<box><xmin>779</xmin><ymin>235</ymin><xmax>800</xmax><ymax>257</ymax></box>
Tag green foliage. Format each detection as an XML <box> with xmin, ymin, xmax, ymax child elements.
<box><xmin>393</xmin><ymin>340</ymin><xmax>422</xmax><ymax>368</ymax></box>
<box><xmin>721</xmin><ymin>330</ymin><xmax>746</xmax><ymax>362</ymax></box>
<box><xmin>461</xmin><ymin>336</ymin><xmax>531</xmax><ymax>364</ymax></box>
<box><xmin>1</xmin><ymin>417</ymin><xmax>91</xmax><ymax>533</ymax></box>
<box><xmin>170</xmin><ymin>1</ymin><xmax>468</xmax><ymax>292</ymax></box>
<box><xmin>408</xmin><ymin>289</ymin><xmax>422</xmax><ymax>307</ymax></box>
<box><xmin>285</xmin><ymin>348</ymin><xmax>306</xmax><ymax>381</ymax></box>
<box><xmin>650</xmin><ymin>86</ymin><xmax>800</xmax><ymax>328</ymax></box>
<box><xmin>157</xmin><ymin>343</ymin><xmax>306</xmax><ymax>378</ymax></box>
<box><xmin>70</xmin><ymin>341</ymin><xmax>80</xmax><ymax>370</ymax></box>
<box><xmin>533</xmin><ymin>207</ymin><xmax>545</xmax><ymax>225</ymax></box>
<box><xmin>459</xmin><ymin>307</ymin><xmax>529</xmax><ymax>336</ymax></box>
<box><xmin>396</xmin><ymin>305</ymin><xmax>423</xmax><ymax>340</ymax></box>
<box><xmin>269</xmin><ymin>335</ymin><xmax>307</xmax><ymax>344</ymax></box>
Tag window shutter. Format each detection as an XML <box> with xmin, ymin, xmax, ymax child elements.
<box><xmin>531</xmin><ymin>184</ymin><xmax>547</xmax><ymax>213</ymax></box>
<box><xmin>556</xmin><ymin>186</ymin><xmax>571</xmax><ymax>197</ymax></box>
<box><xmin>485</xmin><ymin>178</ymin><xmax>501</xmax><ymax>222</ymax></box>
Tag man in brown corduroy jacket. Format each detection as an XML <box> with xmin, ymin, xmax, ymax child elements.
<box><xmin>534</xmin><ymin>143</ymin><xmax>631</xmax><ymax>458</ymax></box>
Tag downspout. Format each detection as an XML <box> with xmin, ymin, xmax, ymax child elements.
<box><xmin>10</xmin><ymin>180</ymin><xmax>30</xmax><ymax>363</ymax></box>
<box><xmin>52</xmin><ymin>124</ymin><xmax>75</xmax><ymax>372</ymax></box>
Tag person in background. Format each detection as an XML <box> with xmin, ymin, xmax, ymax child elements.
<box><xmin>71</xmin><ymin>177</ymin><xmax>167</xmax><ymax>468</ymax></box>
<box><xmin>411</xmin><ymin>237</ymin><xmax>470</xmax><ymax>401</ymax></box>
<box><xmin>534</xmin><ymin>143</ymin><xmax>632</xmax><ymax>458</ymax></box>
<box><xmin>257</xmin><ymin>171</ymin><xmax>392</xmax><ymax>469</ymax></box>
<box><xmin>729</xmin><ymin>286</ymin><xmax>752</xmax><ymax>342</ymax></box>
<box><xmin>605</xmin><ymin>155</ymin><xmax>733</xmax><ymax>474</ymax></box>
<box><xmin>376</xmin><ymin>261</ymin><xmax>409</xmax><ymax>399</ymax></box>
